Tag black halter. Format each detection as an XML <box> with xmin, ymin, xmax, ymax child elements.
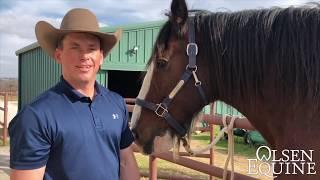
<box><xmin>136</xmin><ymin>18</ymin><xmax>209</xmax><ymax>137</ymax></box>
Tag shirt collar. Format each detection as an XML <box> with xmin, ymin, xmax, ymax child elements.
<box><xmin>57</xmin><ymin>76</ymin><xmax>102</xmax><ymax>102</ymax></box>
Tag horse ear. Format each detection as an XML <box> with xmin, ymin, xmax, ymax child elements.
<box><xmin>170</xmin><ymin>0</ymin><xmax>188</xmax><ymax>26</ymax></box>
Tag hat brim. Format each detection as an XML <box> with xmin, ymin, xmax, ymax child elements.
<box><xmin>35</xmin><ymin>21</ymin><xmax>122</xmax><ymax>58</ymax></box>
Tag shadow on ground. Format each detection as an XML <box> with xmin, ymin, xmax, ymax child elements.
<box><xmin>0</xmin><ymin>154</ymin><xmax>10</xmax><ymax>175</ymax></box>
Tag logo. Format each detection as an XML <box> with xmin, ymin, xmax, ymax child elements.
<box><xmin>248</xmin><ymin>146</ymin><xmax>316</xmax><ymax>178</ymax></box>
<box><xmin>112</xmin><ymin>113</ymin><xmax>119</xmax><ymax>119</ymax></box>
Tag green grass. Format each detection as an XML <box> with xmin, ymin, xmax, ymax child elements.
<box><xmin>192</xmin><ymin>131</ymin><xmax>268</xmax><ymax>159</ymax></box>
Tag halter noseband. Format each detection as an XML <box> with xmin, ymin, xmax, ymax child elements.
<box><xmin>136</xmin><ymin>17</ymin><xmax>209</xmax><ymax>137</ymax></box>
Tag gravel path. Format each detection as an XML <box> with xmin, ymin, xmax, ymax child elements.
<box><xmin>0</xmin><ymin>146</ymin><xmax>9</xmax><ymax>180</ymax></box>
<box><xmin>0</xmin><ymin>100</ymin><xmax>16</xmax><ymax>180</ymax></box>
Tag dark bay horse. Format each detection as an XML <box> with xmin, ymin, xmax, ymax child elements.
<box><xmin>131</xmin><ymin>0</ymin><xmax>320</xmax><ymax>179</ymax></box>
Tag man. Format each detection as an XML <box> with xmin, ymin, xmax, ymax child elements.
<box><xmin>9</xmin><ymin>8</ymin><xmax>140</xmax><ymax>180</ymax></box>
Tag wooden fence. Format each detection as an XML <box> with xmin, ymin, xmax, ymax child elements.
<box><xmin>0</xmin><ymin>93</ymin><xmax>8</xmax><ymax>145</ymax></box>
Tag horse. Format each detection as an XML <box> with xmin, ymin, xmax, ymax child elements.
<box><xmin>131</xmin><ymin>0</ymin><xmax>320</xmax><ymax>179</ymax></box>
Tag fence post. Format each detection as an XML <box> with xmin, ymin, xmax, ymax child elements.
<box><xmin>209</xmin><ymin>124</ymin><xmax>215</xmax><ymax>180</ymax></box>
<box><xmin>3</xmin><ymin>93</ymin><xmax>8</xmax><ymax>145</ymax></box>
<box><xmin>149</xmin><ymin>155</ymin><xmax>157</xmax><ymax>180</ymax></box>
<box><xmin>209</xmin><ymin>102</ymin><xmax>216</xmax><ymax>180</ymax></box>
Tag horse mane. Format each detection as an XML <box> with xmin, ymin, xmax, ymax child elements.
<box><xmin>202</xmin><ymin>5</ymin><xmax>320</xmax><ymax>106</ymax></box>
<box><xmin>155</xmin><ymin>4</ymin><xmax>320</xmax><ymax>108</ymax></box>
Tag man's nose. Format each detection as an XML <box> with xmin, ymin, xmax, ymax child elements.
<box><xmin>79</xmin><ymin>49</ymin><xmax>91</xmax><ymax>59</ymax></box>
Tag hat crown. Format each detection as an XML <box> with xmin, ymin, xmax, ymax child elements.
<box><xmin>60</xmin><ymin>8</ymin><xmax>99</xmax><ymax>32</ymax></box>
<box><xmin>35</xmin><ymin>8</ymin><xmax>121</xmax><ymax>58</ymax></box>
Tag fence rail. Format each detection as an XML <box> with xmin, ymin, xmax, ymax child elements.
<box><xmin>0</xmin><ymin>92</ymin><xmax>8</xmax><ymax>145</ymax></box>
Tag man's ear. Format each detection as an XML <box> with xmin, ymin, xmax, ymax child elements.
<box><xmin>170</xmin><ymin>0</ymin><xmax>188</xmax><ymax>27</ymax></box>
<box><xmin>99</xmin><ymin>50</ymin><xmax>104</xmax><ymax>66</ymax></box>
<box><xmin>54</xmin><ymin>48</ymin><xmax>62</xmax><ymax>64</ymax></box>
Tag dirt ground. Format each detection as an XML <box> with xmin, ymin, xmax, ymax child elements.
<box><xmin>0</xmin><ymin>99</ymin><xmax>15</xmax><ymax>180</ymax></box>
<box><xmin>0</xmin><ymin>146</ymin><xmax>9</xmax><ymax>180</ymax></box>
<box><xmin>211</xmin><ymin>150</ymin><xmax>272</xmax><ymax>179</ymax></box>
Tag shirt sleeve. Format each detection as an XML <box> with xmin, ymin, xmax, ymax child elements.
<box><xmin>9</xmin><ymin>105</ymin><xmax>51</xmax><ymax>170</ymax></box>
<box><xmin>119</xmin><ymin>99</ymin><xmax>134</xmax><ymax>149</ymax></box>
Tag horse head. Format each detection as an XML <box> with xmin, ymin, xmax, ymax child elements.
<box><xmin>131</xmin><ymin>0</ymin><xmax>212</xmax><ymax>154</ymax></box>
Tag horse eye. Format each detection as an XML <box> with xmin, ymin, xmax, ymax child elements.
<box><xmin>156</xmin><ymin>58</ymin><xmax>169</xmax><ymax>69</ymax></box>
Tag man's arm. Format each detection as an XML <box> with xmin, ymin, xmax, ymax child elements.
<box><xmin>11</xmin><ymin>166</ymin><xmax>45</xmax><ymax>180</ymax></box>
<box><xmin>119</xmin><ymin>144</ymin><xmax>140</xmax><ymax>180</ymax></box>
<box><xmin>9</xmin><ymin>106</ymin><xmax>51</xmax><ymax>180</ymax></box>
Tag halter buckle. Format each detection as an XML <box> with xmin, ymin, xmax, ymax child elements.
<box><xmin>186</xmin><ymin>43</ymin><xmax>198</xmax><ymax>56</ymax></box>
<box><xmin>155</xmin><ymin>103</ymin><xmax>168</xmax><ymax>117</ymax></box>
<box><xmin>195</xmin><ymin>81</ymin><xmax>202</xmax><ymax>86</ymax></box>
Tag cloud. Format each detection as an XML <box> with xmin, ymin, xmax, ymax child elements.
<box><xmin>61</xmin><ymin>0</ymin><xmax>172</xmax><ymax>25</ymax></box>
<box><xmin>0</xmin><ymin>0</ymin><xmax>68</xmax><ymax>78</ymax></box>
<box><xmin>0</xmin><ymin>52</ymin><xmax>18</xmax><ymax>78</ymax></box>
<box><xmin>0</xmin><ymin>33</ymin><xmax>33</xmax><ymax>78</ymax></box>
<box><xmin>0</xmin><ymin>0</ymin><xmax>313</xmax><ymax>78</ymax></box>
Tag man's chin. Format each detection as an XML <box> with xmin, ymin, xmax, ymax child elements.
<box><xmin>74</xmin><ymin>76</ymin><xmax>94</xmax><ymax>84</ymax></box>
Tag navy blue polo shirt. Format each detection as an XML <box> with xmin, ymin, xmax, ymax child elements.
<box><xmin>9</xmin><ymin>78</ymin><xmax>134</xmax><ymax>180</ymax></box>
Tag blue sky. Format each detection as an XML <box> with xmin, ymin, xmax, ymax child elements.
<box><xmin>0</xmin><ymin>0</ymin><xmax>311</xmax><ymax>78</ymax></box>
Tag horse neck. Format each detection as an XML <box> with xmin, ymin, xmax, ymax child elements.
<box><xmin>196</xmin><ymin>13</ymin><xmax>255</xmax><ymax>112</ymax></box>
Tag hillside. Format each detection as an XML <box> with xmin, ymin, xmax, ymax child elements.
<box><xmin>0</xmin><ymin>78</ymin><xmax>18</xmax><ymax>93</ymax></box>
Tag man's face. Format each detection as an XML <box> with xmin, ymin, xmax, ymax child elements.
<box><xmin>54</xmin><ymin>33</ymin><xmax>103</xmax><ymax>86</ymax></box>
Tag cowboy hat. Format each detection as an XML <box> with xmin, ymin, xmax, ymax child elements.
<box><xmin>35</xmin><ymin>8</ymin><xmax>122</xmax><ymax>58</ymax></box>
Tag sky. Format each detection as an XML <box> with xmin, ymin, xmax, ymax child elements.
<box><xmin>0</xmin><ymin>0</ymin><xmax>312</xmax><ymax>78</ymax></box>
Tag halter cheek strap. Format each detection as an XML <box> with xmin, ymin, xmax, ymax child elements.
<box><xmin>136</xmin><ymin>18</ymin><xmax>208</xmax><ymax>137</ymax></box>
